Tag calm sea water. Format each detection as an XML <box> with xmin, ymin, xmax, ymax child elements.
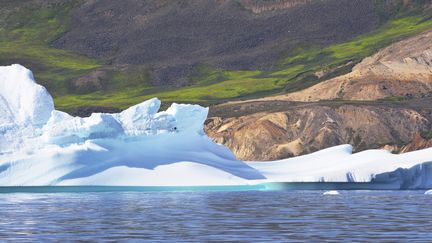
<box><xmin>0</xmin><ymin>190</ymin><xmax>431</xmax><ymax>242</ymax></box>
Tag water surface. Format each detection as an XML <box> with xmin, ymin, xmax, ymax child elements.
<box><xmin>0</xmin><ymin>190</ymin><xmax>431</xmax><ymax>242</ymax></box>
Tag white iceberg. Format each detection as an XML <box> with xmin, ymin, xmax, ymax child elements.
<box><xmin>0</xmin><ymin>64</ymin><xmax>432</xmax><ymax>188</ymax></box>
<box><xmin>247</xmin><ymin>145</ymin><xmax>432</xmax><ymax>189</ymax></box>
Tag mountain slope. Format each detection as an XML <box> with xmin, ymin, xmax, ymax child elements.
<box><xmin>53</xmin><ymin>0</ymin><xmax>380</xmax><ymax>75</ymax></box>
<box><xmin>273</xmin><ymin>29</ymin><xmax>432</xmax><ymax>101</ymax></box>
<box><xmin>1</xmin><ymin>0</ymin><xmax>431</xmax><ymax>112</ymax></box>
<box><xmin>206</xmin><ymin>28</ymin><xmax>432</xmax><ymax>160</ymax></box>
<box><xmin>205</xmin><ymin>99</ymin><xmax>432</xmax><ymax>160</ymax></box>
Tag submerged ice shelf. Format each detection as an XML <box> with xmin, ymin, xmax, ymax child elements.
<box><xmin>0</xmin><ymin>64</ymin><xmax>432</xmax><ymax>188</ymax></box>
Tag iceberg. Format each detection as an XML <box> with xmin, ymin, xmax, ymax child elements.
<box><xmin>247</xmin><ymin>145</ymin><xmax>432</xmax><ymax>189</ymax></box>
<box><xmin>0</xmin><ymin>64</ymin><xmax>432</xmax><ymax>188</ymax></box>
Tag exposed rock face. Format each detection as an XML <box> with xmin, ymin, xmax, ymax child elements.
<box><xmin>205</xmin><ymin>30</ymin><xmax>432</xmax><ymax>161</ymax></box>
<box><xmin>277</xmin><ymin>30</ymin><xmax>432</xmax><ymax>101</ymax></box>
<box><xmin>206</xmin><ymin>104</ymin><xmax>432</xmax><ymax>161</ymax></box>
<box><xmin>382</xmin><ymin>133</ymin><xmax>432</xmax><ymax>154</ymax></box>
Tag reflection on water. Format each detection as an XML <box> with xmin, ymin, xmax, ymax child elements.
<box><xmin>0</xmin><ymin>190</ymin><xmax>431</xmax><ymax>241</ymax></box>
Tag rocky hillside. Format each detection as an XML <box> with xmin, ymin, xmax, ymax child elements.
<box><xmin>53</xmin><ymin>0</ymin><xmax>382</xmax><ymax>84</ymax></box>
<box><xmin>1</xmin><ymin>0</ymin><xmax>431</xmax><ymax>111</ymax></box>
<box><xmin>205</xmin><ymin>99</ymin><xmax>432</xmax><ymax>160</ymax></box>
<box><xmin>382</xmin><ymin>132</ymin><xmax>432</xmax><ymax>153</ymax></box>
<box><xmin>271</xmin><ymin>29</ymin><xmax>432</xmax><ymax>101</ymax></box>
<box><xmin>206</xmin><ymin>29</ymin><xmax>432</xmax><ymax>160</ymax></box>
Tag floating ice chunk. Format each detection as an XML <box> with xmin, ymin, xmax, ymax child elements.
<box><xmin>247</xmin><ymin>146</ymin><xmax>432</xmax><ymax>186</ymax></box>
<box><xmin>0</xmin><ymin>64</ymin><xmax>266</xmax><ymax>186</ymax></box>
<box><xmin>323</xmin><ymin>190</ymin><xmax>340</xmax><ymax>195</ymax></box>
<box><xmin>1</xmin><ymin>64</ymin><xmax>432</xmax><ymax>188</ymax></box>
<box><xmin>425</xmin><ymin>190</ymin><xmax>432</xmax><ymax>195</ymax></box>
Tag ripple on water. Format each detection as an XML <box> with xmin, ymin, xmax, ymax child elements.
<box><xmin>0</xmin><ymin>190</ymin><xmax>431</xmax><ymax>241</ymax></box>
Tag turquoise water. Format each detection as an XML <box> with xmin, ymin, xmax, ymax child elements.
<box><xmin>0</xmin><ymin>189</ymin><xmax>431</xmax><ymax>241</ymax></box>
<box><xmin>0</xmin><ymin>181</ymin><xmax>403</xmax><ymax>193</ymax></box>
<box><xmin>0</xmin><ymin>185</ymin><xmax>268</xmax><ymax>193</ymax></box>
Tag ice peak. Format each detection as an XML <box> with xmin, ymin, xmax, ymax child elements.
<box><xmin>0</xmin><ymin>64</ymin><xmax>54</xmax><ymax>127</ymax></box>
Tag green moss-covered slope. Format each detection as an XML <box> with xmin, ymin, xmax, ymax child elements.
<box><xmin>0</xmin><ymin>0</ymin><xmax>431</xmax><ymax>112</ymax></box>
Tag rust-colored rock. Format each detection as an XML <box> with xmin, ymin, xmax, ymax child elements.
<box><xmin>206</xmin><ymin>104</ymin><xmax>432</xmax><ymax>161</ymax></box>
<box><xmin>382</xmin><ymin>133</ymin><xmax>432</xmax><ymax>154</ymax></box>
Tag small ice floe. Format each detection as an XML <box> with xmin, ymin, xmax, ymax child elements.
<box><xmin>323</xmin><ymin>190</ymin><xmax>340</xmax><ymax>195</ymax></box>
<box><xmin>424</xmin><ymin>190</ymin><xmax>432</xmax><ymax>195</ymax></box>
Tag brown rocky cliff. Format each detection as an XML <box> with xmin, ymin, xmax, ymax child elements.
<box><xmin>206</xmin><ymin>30</ymin><xmax>432</xmax><ymax>161</ymax></box>
<box><xmin>382</xmin><ymin>132</ymin><xmax>432</xmax><ymax>154</ymax></box>
<box><xmin>205</xmin><ymin>103</ymin><xmax>432</xmax><ymax>161</ymax></box>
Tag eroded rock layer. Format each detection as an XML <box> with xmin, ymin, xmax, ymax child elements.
<box><xmin>206</xmin><ymin>102</ymin><xmax>432</xmax><ymax>161</ymax></box>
